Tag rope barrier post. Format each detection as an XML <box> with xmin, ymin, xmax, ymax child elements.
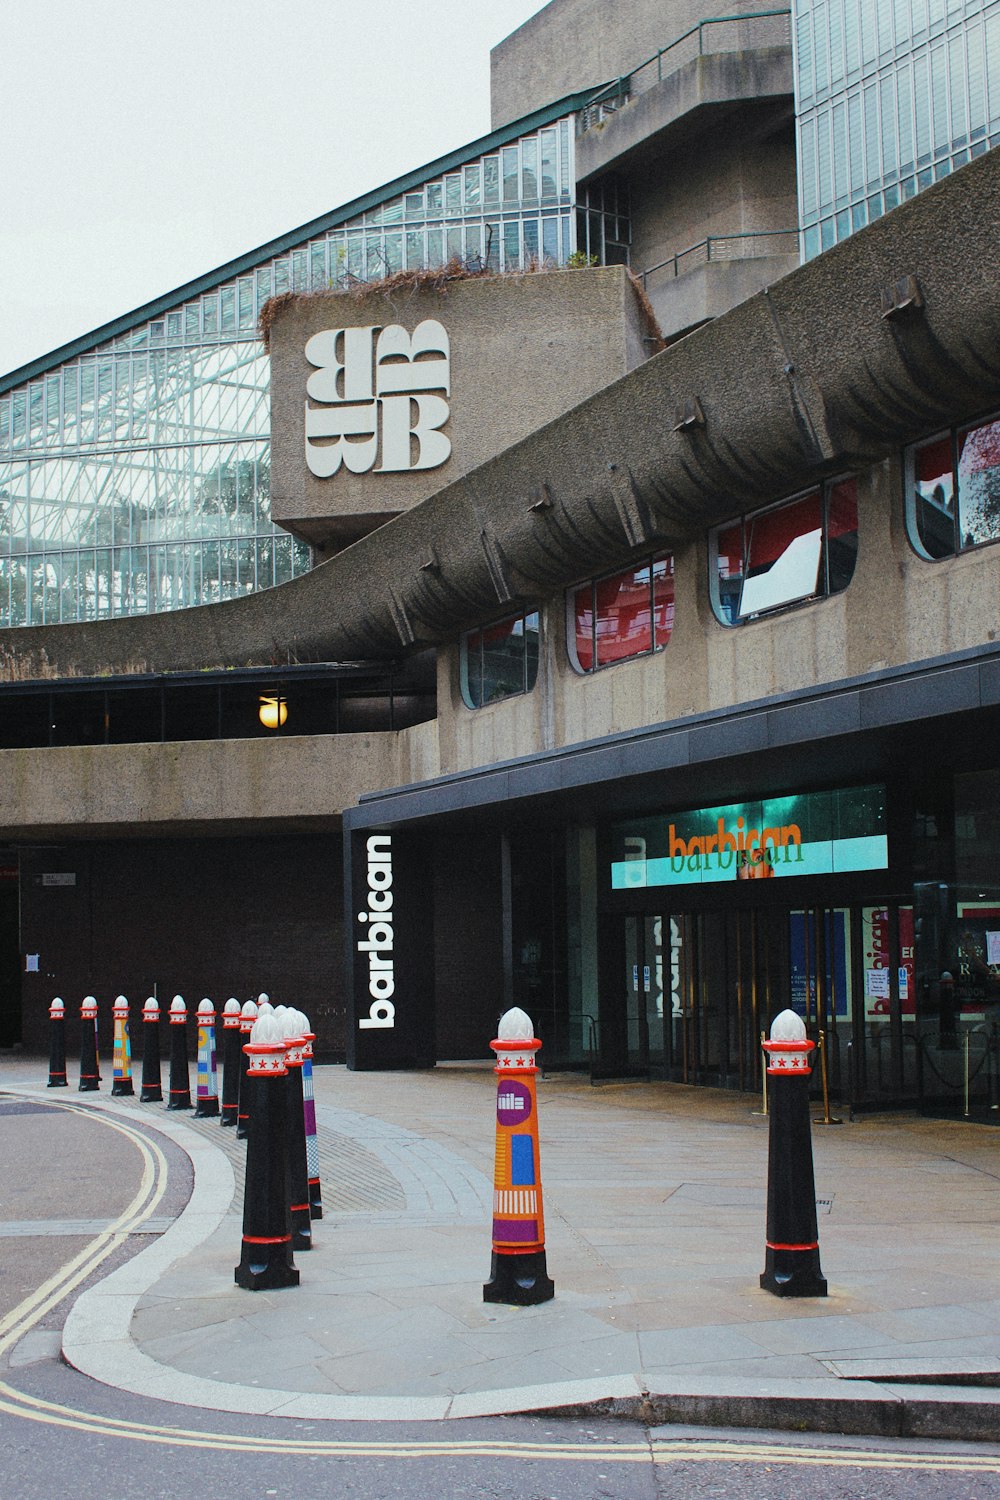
<box><xmin>78</xmin><ymin>996</ymin><xmax>100</xmax><ymax>1092</ymax></box>
<box><xmin>760</xmin><ymin>1009</ymin><xmax>827</xmax><ymax>1298</ymax></box>
<box><xmin>234</xmin><ymin>1012</ymin><xmax>299</xmax><ymax>1292</ymax></box>
<box><xmin>167</xmin><ymin>995</ymin><xmax>192</xmax><ymax>1110</ymax></box>
<box><xmin>194</xmin><ymin>999</ymin><xmax>219</xmax><ymax>1117</ymax></box>
<box><xmin>483</xmin><ymin>1006</ymin><xmax>554</xmax><ymax>1306</ymax></box>
<box><xmin>236</xmin><ymin>999</ymin><xmax>258</xmax><ymax>1139</ymax></box>
<box><xmin>111</xmin><ymin>995</ymin><xmax>134</xmax><ymax>1097</ymax></box>
<box><xmin>220</xmin><ymin>998</ymin><xmax>242</xmax><ymax>1126</ymax></box>
<box><xmin>751</xmin><ymin>1029</ymin><xmax>768</xmax><ymax>1116</ymax></box>
<box><xmin>813</xmin><ymin>1027</ymin><xmax>842</xmax><ymax>1125</ymax></box>
<box><xmin>47</xmin><ymin>998</ymin><xmax>68</xmax><ymax>1087</ymax></box>
<box><xmin>140</xmin><ymin>997</ymin><xmax>163</xmax><ymax>1102</ymax></box>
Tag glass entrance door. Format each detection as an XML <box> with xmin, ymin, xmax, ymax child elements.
<box><xmin>622</xmin><ymin>913</ymin><xmax>665</xmax><ymax>1076</ymax></box>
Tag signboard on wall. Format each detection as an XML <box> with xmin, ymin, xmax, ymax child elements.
<box><xmin>611</xmin><ymin>784</ymin><xmax>888</xmax><ymax>890</ymax></box>
<box><xmin>345</xmin><ymin>828</ymin><xmax>436</xmax><ymax>1070</ymax></box>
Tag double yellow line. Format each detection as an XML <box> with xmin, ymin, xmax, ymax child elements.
<box><xmin>0</xmin><ymin>1385</ymin><xmax>998</xmax><ymax>1473</ymax></box>
<box><xmin>0</xmin><ymin>1094</ymin><xmax>997</xmax><ymax>1474</ymax></box>
<box><xmin>0</xmin><ymin>1098</ymin><xmax>167</xmax><ymax>1363</ymax></box>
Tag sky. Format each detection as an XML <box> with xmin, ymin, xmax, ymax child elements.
<box><xmin>1</xmin><ymin>0</ymin><xmax>549</xmax><ymax>378</ymax></box>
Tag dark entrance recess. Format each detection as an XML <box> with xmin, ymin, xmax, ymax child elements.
<box><xmin>0</xmin><ymin>855</ymin><xmax>20</xmax><ymax>1047</ymax></box>
<box><xmin>599</xmin><ymin>899</ymin><xmax>921</xmax><ymax>1112</ymax></box>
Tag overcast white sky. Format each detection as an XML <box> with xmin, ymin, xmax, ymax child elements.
<box><xmin>1</xmin><ymin>0</ymin><xmax>549</xmax><ymax>378</ymax></box>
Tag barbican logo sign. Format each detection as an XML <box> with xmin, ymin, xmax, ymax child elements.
<box><xmin>357</xmin><ymin>834</ymin><xmax>396</xmax><ymax>1030</ymax></box>
<box><xmin>304</xmin><ymin>320</ymin><xmax>450</xmax><ymax>478</ymax></box>
<box><xmin>611</xmin><ymin>785</ymin><xmax>888</xmax><ymax>889</ymax></box>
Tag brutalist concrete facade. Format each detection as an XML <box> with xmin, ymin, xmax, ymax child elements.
<box><xmin>268</xmin><ymin>268</ymin><xmax>653</xmax><ymax>551</ymax></box>
<box><xmin>3</xmin><ymin>144</ymin><xmax>1000</xmax><ymax>1096</ymax></box>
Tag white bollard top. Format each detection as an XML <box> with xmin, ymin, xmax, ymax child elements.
<box><xmin>497</xmin><ymin>1007</ymin><xmax>535</xmax><ymax>1042</ymax></box>
<box><xmin>197</xmin><ymin>998</ymin><xmax>214</xmax><ymax>1016</ymax></box>
<box><xmin>143</xmin><ymin>997</ymin><xmax>158</xmax><ymax>1014</ymax></box>
<box><xmin>257</xmin><ymin>992</ymin><xmax>270</xmax><ymax>1005</ymax></box>
<box><xmin>50</xmin><ymin>997</ymin><xmax>64</xmax><ymax>1012</ymax></box>
<box><xmin>224</xmin><ymin>998</ymin><xmax>241</xmax><ymax>1015</ymax></box>
<box><xmin>249</xmin><ymin>1012</ymin><xmax>284</xmax><ymax>1046</ymax></box>
<box><xmin>170</xmin><ymin>995</ymin><xmax>186</xmax><ymax>1015</ymax></box>
<box><xmin>113</xmin><ymin>995</ymin><xmax>129</xmax><ymax>1013</ymax></box>
<box><xmin>770</xmin><ymin>1009</ymin><xmax>807</xmax><ymax>1043</ymax></box>
<box><xmin>240</xmin><ymin>999</ymin><xmax>258</xmax><ymax>1019</ymax></box>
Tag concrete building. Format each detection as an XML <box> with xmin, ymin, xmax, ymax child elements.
<box><xmin>2</xmin><ymin>0</ymin><xmax>1000</xmax><ymax>1124</ymax></box>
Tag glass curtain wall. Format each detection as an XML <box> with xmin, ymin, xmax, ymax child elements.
<box><xmin>0</xmin><ymin>113</ymin><xmax>626</xmax><ymax>627</ymax></box>
<box><xmin>794</xmin><ymin>0</ymin><xmax>1000</xmax><ymax>260</ymax></box>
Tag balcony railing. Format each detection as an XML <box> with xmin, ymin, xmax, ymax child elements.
<box><xmin>578</xmin><ymin>8</ymin><xmax>792</xmax><ymax>133</ymax></box>
<box><xmin>638</xmin><ymin>228</ymin><xmax>799</xmax><ymax>292</ymax></box>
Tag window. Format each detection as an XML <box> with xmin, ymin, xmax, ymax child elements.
<box><xmin>710</xmin><ymin>479</ymin><xmax>858</xmax><ymax>625</ymax></box>
<box><xmin>461</xmin><ymin>610</ymin><xmax>539</xmax><ymax>709</ymax></box>
<box><xmin>569</xmin><ymin>554</ymin><xmax>674</xmax><ymax>673</ymax></box>
<box><xmin>907</xmin><ymin>413</ymin><xmax>1000</xmax><ymax>558</ymax></box>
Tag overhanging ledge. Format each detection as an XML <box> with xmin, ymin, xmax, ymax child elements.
<box><xmin>345</xmin><ymin>641</ymin><xmax>1000</xmax><ymax>832</ymax></box>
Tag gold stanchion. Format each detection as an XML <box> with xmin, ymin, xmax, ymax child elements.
<box><xmin>752</xmin><ymin>1029</ymin><xmax>768</xmax><ymax>1116</ymax></box>
<box><xmin>813</xmin><ymin>1028</ymin><xmax>842</xmax><ymax>1125</ymax></box>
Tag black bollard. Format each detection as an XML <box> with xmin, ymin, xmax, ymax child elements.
<box><xmin>48</xmin><ymin>998</ymin><xmax>68</xmax><ymax>1087</ymax></box>
<box><xmin>140</xmin><ymin>997</ymin><xmax>163</xmax><ymax>1102</ymax></box>
<box><xmin>281</xmin><ymin>1009</ymin><xmax>312</xmax><ymax>1253</ymax></box>
<box><xmin>236</xmin><ymin>999</ymin><xmax>258</xmax><ymax>1139</ymax></box>
<box><xmin>111</xmin><ymin>995</ymin><xmax>135</xmax><ymax>1097</ymax></box>
<box><xmin>220</xmin><ymin>998</ymin><xmax>242</xmax><ymax>1126</ymax></box>
<box><xmin>760</xmin><ymin>1009</ymin><xmax>828</xmax><ymax>1298</ymax></box>
<box><xmin>234</xmin><ymin>1013</ymin><xmax>299</xmax><ymax>1291</ymax></box>
<box><xmin>167</xmin><ymin>995</ymin><xmax>192</xmax><ymax>1110</ymax></box>
<box><xmin>78</xmin><ymin>996</ymin><xmax>100</xmax><ymax>1092</ymax></box>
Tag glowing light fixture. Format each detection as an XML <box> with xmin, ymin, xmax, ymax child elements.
<box><xmin>258</xmin><ymin>694</ymin><xmax>288</xmax><ymax>730</ymax></box>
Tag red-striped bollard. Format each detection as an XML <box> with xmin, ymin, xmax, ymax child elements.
<box><xmin>220</xmin><ymin>999</ymin><xmax>242</xmax><ymax>1126</ymax></box>
<box><xmin>111</xmin><ymin>995</ymin><xmax>134</xmax><ymax>1097</ymax></box>
<box><xmin>236</xmin><ymin>999</ymin><xmax>258</xmax><ymax>1139</ymax></box>
<box><xmin>281</xmin><ymin>1008</ymin><xmax>312</xmax><ymax>1253</ymax></box>
<box><xmin>48</xmin><ymin>998</ymin><xmax>68</xmax><ymax>1087</ymax></box>
<box><xmin>78</xmin><ymin>996</ymin><xmax>100</xmax><ymax>1092</ymax></box>
<box><xmin>760</xmin><ymin>1009</ymin><xmax>827</xmax><ymax>1298</ymax></box>
<box><xmin>195</xmin><ymin>999</ymin><xmax>219</xmax><ymax>1117</ymax></box>
<box><xmin>483</xmin><ymin>1007</ymin><xmax>554</xmax><ymax>1305</ymax></box>
<box><xmin>300</xmin><ymin>1013</ymin><xmax>322</xmax><ymax>1219</ymax></box>
<box><xmin>234</xmin><ymin>1012</ymin><xmax>299</xmax><ymax>1291</ymax></box>
<box><xmin>167</xmin><ymin>995</ymin><xmax>192</xmax><ymax>1110</ymax></box>
<box><xmin>140</xmin><ymin>997</ymin><xmax>163</xmax><ymax>1102</ymax></box>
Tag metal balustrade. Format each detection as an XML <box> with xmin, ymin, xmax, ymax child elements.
<box><xmin>577</xmin><ymin>8</ymin><xmax>792</xmax><ymax>133</ymax></box>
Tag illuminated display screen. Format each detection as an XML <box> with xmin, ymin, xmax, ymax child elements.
<box><xmin>611</xmin><ymin>784</ymin><xmax>887</xmax><ymax>889</ymax></box>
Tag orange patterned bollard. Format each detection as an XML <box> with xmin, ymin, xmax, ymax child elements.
<box><xmin>483</xmin><ymin>1007</ymin><xmax>554</xmax><ymax>1306</ymax></box>
<box><xmin>111</xmin><ymin>995</ymin><xmax>134</xmax><ymax>1097</ymax></box>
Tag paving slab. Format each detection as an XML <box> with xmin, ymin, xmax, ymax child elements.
<box><xmin>2</xmin><ymin>1055</ymin><xmax>1000</xmax><ymax>1434</ymax></box>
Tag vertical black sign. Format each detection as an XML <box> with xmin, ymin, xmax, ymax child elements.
<box><xmin>345</xmin><ymin>828</ymin><xmax>436</xmax><ymax>1069</ymax></box>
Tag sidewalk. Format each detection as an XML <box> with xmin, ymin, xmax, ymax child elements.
<box><xmin>4</xmin><ymin>1055</ymin><xmax>1000</xmax><ymax>1435</ymax></box>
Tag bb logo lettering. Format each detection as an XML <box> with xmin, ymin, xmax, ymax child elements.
<box><xmin>304</xmin><ymin>321</ymin><xmax>451</xmax><ymax>477</ymax></box>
